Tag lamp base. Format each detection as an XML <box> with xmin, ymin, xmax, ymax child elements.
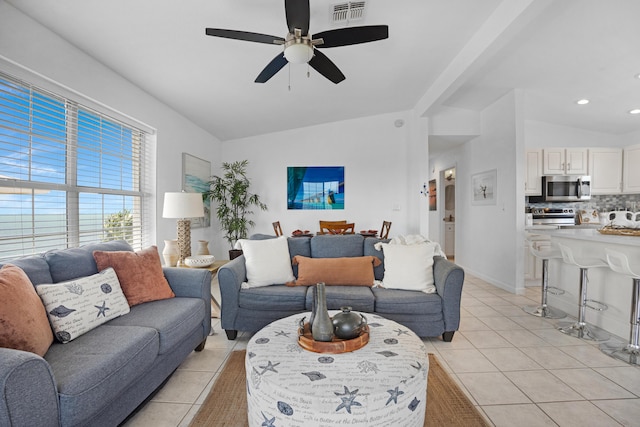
<box><xmin>176</xmin><ymin>218</ymin><xmax>192</xmax><ymax>263</ymax></box>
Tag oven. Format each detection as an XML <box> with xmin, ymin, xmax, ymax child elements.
<box><xmin>530</xmin><ymin>208</ymin><xmax>576</xmax><ymax>226</ymax></box>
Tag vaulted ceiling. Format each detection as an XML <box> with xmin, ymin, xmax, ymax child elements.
<box><xmin>6</xmin><ymin>0</ymin><xmax>640</xmax><ymax>143</ymax></box>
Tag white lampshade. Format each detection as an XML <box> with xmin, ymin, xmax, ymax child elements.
<box><xmin>162</xmin><ymin>192</ymin><xmax>205</xmax><ymax>219</ymax></box>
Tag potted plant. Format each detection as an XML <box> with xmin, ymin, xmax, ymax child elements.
<box><xmin>204</xmin><ymin>160</ymin><xmax>267</xmax><ymax>259</ymax></box>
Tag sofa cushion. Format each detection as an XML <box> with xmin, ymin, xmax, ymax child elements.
<box><xmin>310</xmin><ymin>234</ymin><xmax>364</xmax><ymax>258</ymax></box>
<box><xmin>0</xmin><ymin>254</ymin><xmax>53</xmax><ymax>285</ymax></box>
<box><xmin>44</xmin><ymin>324</ymin><xmax>159</xmax><ymax>427</ymax></box>
<box><xmin>377</xmin><ymin>243</ymin><xmax>437</xmax><ymax>293</ymax></box>
<box><xmin>0</xmin><ymin>264</ymin><xmax>53</xmax><ymax>357</ymax></box>
<box><xmin>236</xmin><ymin>236</ymin><xmax>295</xmax><ymax>288</ymax></box>
<box><xmin>45</xmin><ymin>240</ymin><xmax>133</xmax><ymax>283</ymax></box>
<box><xmin>363</xmin><ymin>237</ymin><xmax>387</xmax><ymax>281</ymax></box>
<box><xmin>239</xmin><ymin>285</ymin><xmax>308</xmax><ymax>311</ymax></box>
<box><xmin>287</xmin><ymin>236</ymin><xmax>311</xmax><ymax>277</ymax></box>
<box><xmin>36</xmin><ymin>268</ymin><xmax>130</xmax><ymax>343</ymax></box>
<box><xmin>372</xmin><ymin>287</ymin><xmax>443</xmax><ymax>315</ymax></box>
<box><xmin>290</xmin><ymin>255</ymin><xmax>381</xmax><ymax>286</ymax></box>
<box><xmin>305</xmin><ymin>285</ymin><xmax>375</xmax><ymax>312</ymax></box>
<box><xmin>106</xmin><ymin>297</ymin><xmax>205</xmax><ymax>354</ymax></box>
<box><xmin>93</xmin><ymin>246</ymin><xmax>175</xmax><ymax>306</ymax></box>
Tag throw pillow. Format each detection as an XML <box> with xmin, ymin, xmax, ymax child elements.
<box><xmin>93</xmin><ymin>246</ymin><xmax>175</xmax><ymax>306</ymax></box>
<box><xmin>0</xmin><ymin>265</ymin><xmax>53</xmax><ymax>356</ymax></box>
<box><xmin>289</xmin><ymin>255</ymin><xmax>381</xmax><ymax>286</ymax></box>
<box><xmin>36</xmin><ymin>267</ymin><xmax>130</xmax><ymax>343</ymax></box>
<box><xmin>378</xmin><ymin>243</ymin><xmax>438</xmax><ymax>293</ymax></box>
<box><xmin>236</xmin><ymin>236</ymin><xmax>295</xmax><ymax>288</ymax></box>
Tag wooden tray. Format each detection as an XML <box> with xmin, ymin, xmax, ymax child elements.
<box><xmin>598</xmin><ymin>226</ymin><xmax>640</xmax><ymax>236</ymax></box>
<box><xmin>298</xmin><ymin>322</ymin><xmax>369</xmax><ymax>353</ymax></box>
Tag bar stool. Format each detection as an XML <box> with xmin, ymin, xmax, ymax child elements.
<box><xmin>600</xmin><ymin>249</ymin><xmax>640</xmax><ymax>365</ymax></box>
<box><xmin>523</xmin><ymin>240</ymin><xmax>566</xmax><ymax>318</ymax></box>
<box><xmin>556</xmin><ymin>243</ymin><xmax>609</xmax><ymax>341</ymax></box>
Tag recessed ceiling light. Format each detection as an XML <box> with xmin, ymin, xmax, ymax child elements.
<box><xmin>576</xmin><ymin>99</ymin><xmax>589</xmax><ymax>105</ymax></box>
<box><xmin>629</xmin><ymin>109</ymin><xmax>640</xmax><ymax>115</ymax></box>
<box><xmin>635</xmin><ymin>73</ymin><xmax>640</xmax><ymax>79</ymax></box>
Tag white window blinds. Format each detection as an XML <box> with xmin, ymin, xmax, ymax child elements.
<box><xmin>0</xmin><ymin>71</ymin><xmax>154</xmax><ymax>261</ymax></box>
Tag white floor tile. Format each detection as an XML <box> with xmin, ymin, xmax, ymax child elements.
<box><xmin>537</xmin><ymin>401</ymin><xmax>621</xmax><ymax>426</ymax></box>
<box><xmin>457</xmin><ymin>372</ymin><xmax>531</xmax><ymax>405</ymax></box>
<box><xmin>505</xmin><ymin>370</ymin><xmax>584</xmax><ymax>403</ymax></box>
<box><xmin>483</xmin><ymin>403</ymin><xmax>557</xmax><ymax>427</ymax></box>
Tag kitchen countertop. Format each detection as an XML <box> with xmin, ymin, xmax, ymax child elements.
<box><xmin>533</xmin><ymin>227</ymin><xmax>640</xmax><ymax>247</ymax></box>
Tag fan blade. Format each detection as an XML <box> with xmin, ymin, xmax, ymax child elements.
<box><xmin>308</xmin><ymin>50</ymin><xmax>345</xmax><ymax>84</ymax></box>
<box><xmin>255</xmin><ymin>52</ymin><xmax>289</xmax><ymax>83</ymax></box>
<box><xmin>314</xmin><ymin>25</ymin><xmax>389</xmax><ymax>48</ymax></box>
<box><xmin>285</xmin><ymin>0</ymin><xmax>310</xmax><ymax>35</ymax></box>
<box><xmin>205</xmin><ymin>28</ymin><xmax>284</xmax><ymax>45</ymax></box>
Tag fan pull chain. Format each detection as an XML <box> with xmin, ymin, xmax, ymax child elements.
<box><xmin>288</xmin><ymin>64</ymin><xmax>291</xmax><ymax>91</ymax></box>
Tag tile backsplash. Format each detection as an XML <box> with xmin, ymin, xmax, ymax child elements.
<box><xmin>527</xmin><ymin>194</ymin><xmax>640</xmax><ymax>212</ymax></box>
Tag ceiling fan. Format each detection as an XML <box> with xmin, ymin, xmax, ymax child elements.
<box><xmin>205</xmin><ymin>0</ymin><xmax>389</xmax><ymax>84</ymax></box>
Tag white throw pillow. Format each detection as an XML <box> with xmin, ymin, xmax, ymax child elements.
<box><xmin>36</xmin><ymin>267</ymin><xmax>130</xmax><ymax>343</ymax></box>
<box><xmin>237</xmin><ymin>236</ymin><xmax>295</xmax><ymax>288</ymax></box>
<box><xmin>379</xmin><ymin>242</ymin><xmax>438</xmax><ymax>293</ymax></box>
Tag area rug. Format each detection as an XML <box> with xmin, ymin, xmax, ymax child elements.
<box><xmin>190</xmin><ymin>350</ymin><xmax>489</xmax><ymax>427</ymax></box>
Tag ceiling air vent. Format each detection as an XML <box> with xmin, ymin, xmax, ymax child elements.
<box><xmin>332</xmin><ymin>1</ymin><xmax>366</xmax><ymax>24</ymax></box>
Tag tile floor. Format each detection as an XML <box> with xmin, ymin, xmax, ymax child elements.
<box><xmin>123</xmin><ymin>275</ymin><xmax>640</xmax><ymax>427</ymax></box>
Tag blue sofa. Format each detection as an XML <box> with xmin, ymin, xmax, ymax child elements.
<box><xmin>0</xmin><ymin>240</ymin><xmax>212</xmax><ymax>427</ymax></box>
<box><xmin>218</xmin><ymin>234</ymin><xmax>464</xmax><ymax>341</ymax></box>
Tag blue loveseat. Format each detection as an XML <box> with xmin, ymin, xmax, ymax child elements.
<box><xmin>218</xmin><ymin>234</ymin><xmax>464</xmax><ymax>341</ymax></box>
<box><xmin>0</xmin><ymin>240</ymin><xmax>212</xmax><ymax>427</ymax></box>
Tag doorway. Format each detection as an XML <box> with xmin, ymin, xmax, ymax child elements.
<box><xmin>440</xmin><ymin>167</ymin><xmax>456</xmax><ymax>260</ymax></box>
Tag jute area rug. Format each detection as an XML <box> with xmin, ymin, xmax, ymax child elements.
<box><xmin>190</xmin><ymin>350</ymin><xmax>489</xmax><ymax>427</ymax></box>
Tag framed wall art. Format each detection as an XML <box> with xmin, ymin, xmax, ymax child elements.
<box><xmin>428</xmin><ymin>179</ymin><xmax>437</xmax><ymax>211</ymax></box>
<box><xmin>287</xmin><ymin>166</ymin><xmax>344</xmax><ymax>210</ymax></box>
<box><xmin>471</xmin><ymin>169</ymin><xmax>497</xmax><ymax>206</ymax></box>
<box><xmin>182</xmin><ymin>153</ymin><xmax>211</xmax><ymax>228</ymax></box>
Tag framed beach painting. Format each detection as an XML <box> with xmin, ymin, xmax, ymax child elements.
<box><xmin>182</xmin><ymin>153</ymin><xmax>211</xmax><ymax>228</ymax></box>
<box><xmin>287</xmin><ymin>166</ymin><xmax>344</xmax><ymax>210</ymax></box>
<box><xmin>471</xmin><ymin>169</ymin><xmax>497</xmax><ymax>206</ymax></box>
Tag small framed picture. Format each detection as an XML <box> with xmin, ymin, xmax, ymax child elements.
<box><xmin>471</xmin><ymin>169</ymin><xmax>497</xmax><ymax>206</ymax></box>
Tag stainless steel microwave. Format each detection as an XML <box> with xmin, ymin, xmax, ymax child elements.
<box><xmin>538</xmin><ymin>175</ymin><xmax>591</xmax><ymax>202</ymax></box>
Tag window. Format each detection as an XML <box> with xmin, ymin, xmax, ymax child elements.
<box><xmin>0</xmin><ymin>71</ymin><xmax>154</xmax><ymax>261</ymax></box>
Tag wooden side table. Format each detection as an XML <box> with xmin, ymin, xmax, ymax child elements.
<box><xmin>179</xmin><ymin>259</ymin><xmax>228</xmax><ymax>318</ymax></box>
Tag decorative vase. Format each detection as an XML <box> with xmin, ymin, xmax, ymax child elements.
<box><xmin>162</xmin><ymin>239</ymin><xmax>179</xmax><ymax>267</ymax></box>
<box><xmin>311</xmin><ymin>282</ymin><xmax>334</xmax><ymax>342</ymax></box>
<box><xmin>308</xmin><ymin>284</ymin><xmax>317</xmax><ymax>332</ymax></box>
<box><xmin>196</xmin><ymin>240</ymin><xmax>210</xmax><ymax>256</ymax></box>
<box><xmin>332</xmin><ymin>306</ymin><xmax>368</xmax><ymax>340</ymax></box>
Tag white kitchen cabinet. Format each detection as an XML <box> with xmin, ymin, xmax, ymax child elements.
<box><xmin>525</xmin><ymin>149</ymin><xmax>543</xmax><ymax>195</ymax></box>
<box><xmin>623</xmin><ymin>144</ymin><xmax>640</xmax><ymax>193</ymax></box>
<box><xmin>444</xmin><ymin>223</ymin><xmax>455</xmax><ymax>258</ymax></box>
<box><xmin>543</xmin><ymin>148</ymin><xmax>588</xmax><ymax>175</ymax></box>
<box><xmin>588</xmin><ymin>148</ymin><xmax>622</xmax><ymax>194</ymax></box>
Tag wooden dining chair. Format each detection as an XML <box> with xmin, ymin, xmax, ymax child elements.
<box><xmin>318</xmin><ymin>220</ymin><xmax>347</xmax><ymax>235</ymax></box>
<box><xmin>380</xmin><ymin>221</ymin><xmax>392</xmax><ymax>239</ymax></box>
<box><xmin>272</xmin><ymin>221</ymin><xmax>283</xmax><ymax>237</ymax></box>
<box><xmin>320</xmin><ymin>222</ymin><xmax>355</xmax><ymax>235</ymax></box>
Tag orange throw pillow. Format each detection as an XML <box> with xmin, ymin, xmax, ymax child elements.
<box><xmin>0</xmin><ymin>264</ymin><xmax>53</xmax><ymax>357</ymax></box>
<box><xmin>93</xmin><ymin>246</ymin><xmax>175</xmax><ymax>306</ymax></box>
<box><xmin>289</xmin><ymin>256</ymin><xmax>381</xmax><ymax>286</ymax></box>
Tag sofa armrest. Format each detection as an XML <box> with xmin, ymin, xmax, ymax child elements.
<box><xmin>217</xmin><ymin>255</ymin><xmax>246</xmax><ymax>330</ymax></box>
<box><xmin>0</xmin><ymin>348</ymin><xmax>59</xmax><ymax>427</ymax></box>
<box><xmin>163</xmin><ymin>267</ymin><xmax>212</xmax><ymax>335</ymax></box>
<box><xmin>433</xmin><ymin>256</ymin><xmax>465</xmax><ymax>333</ymax></box>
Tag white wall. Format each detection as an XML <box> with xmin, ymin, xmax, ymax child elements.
<box><xmin>220</xmin><ymin>111</ymin><xmax>424</xmax><ymax>242</ymax></box>
<box><xmin>430</xmin><ymin>90</ymin><xmax>524</xmax><ymax>294</ymax></box>
<box><xmin>0</xmin><ymin>2</ymin><xmax>222</xmax><ymax>257</ymax></box>
<box><xmin>525</xmin><ymin>120</ymin><xmax>624</xmax><ymax>148</ymax></box>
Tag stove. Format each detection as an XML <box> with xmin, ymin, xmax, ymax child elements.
<box><xmin>530</xmin><ymin>208</ymin><xmax>576</xmax><ymax>225</ymax></box>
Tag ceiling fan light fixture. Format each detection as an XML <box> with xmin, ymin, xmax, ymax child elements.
<box><xmin>284</xmin><ymin>43</ymin><xmax>313</xmax><ymax>63</ymax></box>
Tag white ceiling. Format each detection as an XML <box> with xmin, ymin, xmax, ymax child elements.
<box><xmin>6</xmin><ymin>0</ymin><xmax>640</xmax><ymax>144</ymax></box>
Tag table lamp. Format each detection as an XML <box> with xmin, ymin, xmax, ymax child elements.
<box><xmin>162</xmin><ymin>192</ymin><xmax>205</xmax><ymax>266</ymax></box>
